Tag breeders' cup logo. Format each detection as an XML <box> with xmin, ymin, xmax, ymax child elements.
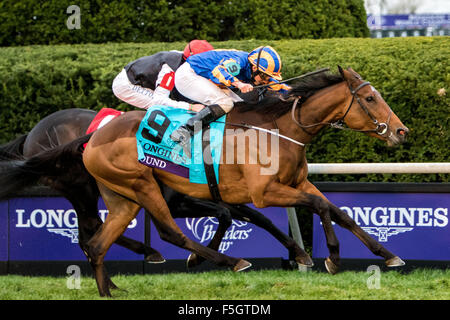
<box><xmin>15</xmin><ymin>208</ymin><xmax>137</xmax><ymax>243</ymax></box>
<box><xmin>185</xmin><ymin>217</ymin><xmax>253</xmax><ymax>253</ymax></box>
<box><xmin>339</xmin><ymin>206</ymin><xmax>448</xmax><ymax>242</ymax></box>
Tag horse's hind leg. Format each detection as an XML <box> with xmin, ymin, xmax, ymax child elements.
<box><xmin>228</xmin><ymin>204</ymin><xmax>313</xmax><ymax>267</ymax></box>
<box><xmin>64</xmin><ymin>191</ymin><xmax>118</xmax><ymax>290</ymax></box>
<box><xmin>85</xmin><ymin>186</ymin><xmax>141</xmax><ymax>297</ymax></box>
<box><xmin>114</xmin><ymin>223</ymin><xmax>166</xmax><ymax>264</ymax></box>
<box><xmin>60</xmin><ymin>182</ymin><xmax>163</xmax><ymax>292</ymax></box>
<box><xmin>172</xmin><ymin>196</ymin><xmax>312</xmax><ymax>268</ymax></box>
<box><xmin>186</xmin><ymin>203</ymin><xmax>233</xmax><ymax>269</ymax></box>
<box><xmin>166</xmin><ymin>195</ymin><xmax>235</xmax><ymax>268</ymax></box>
<box><xmin>96</xmin><ymin>183</ymin><xmax>165</xmax><ymax>264</ymax></box>
<box><xmin>186</xmin><ymin>202</ymin><xmax>314</xmax><ymax>269</ymax></box>
<box><xmin>133</xmin><ymin>174</ymin><xmax>251</xmax><ymax>272</ymax></box>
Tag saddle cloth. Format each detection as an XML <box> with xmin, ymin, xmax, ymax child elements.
<box><xmin>136</xmin><ymin>105</ymin><xmax>226</xmax><ymax>184</ymax></box>
<box><xmin>84</xmin><ymin>108</ymin><xmax>124</xmax><ymax>148</ymax></box>
<box><xmin>86</xmin><ymin>108</ymin><xmax>124</xmax><ymax>133</ymax></box>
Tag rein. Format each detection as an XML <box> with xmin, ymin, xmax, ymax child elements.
<box><xmin>291</xmin><ymin>81</ymin><xmax>392</xmax><ymax>136</ymax></box>
<box><xmin>253</xmin><ymin>68</ymin><xmax>330</xmax><ymax>90</ymax></box>
<box><xmin>224</xmin><ymin>121</ymin><xmax>305</xmax><ymax>147</ymax></box>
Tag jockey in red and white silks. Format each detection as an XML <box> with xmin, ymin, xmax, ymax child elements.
<box><xmin>112</xmin><ymin>40</ymin><xmax>214</xmax><ymax>112</ymax></box>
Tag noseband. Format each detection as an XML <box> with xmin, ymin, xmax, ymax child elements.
<box><xmin>291</xmin><ymin>81</ymin><xmax>392</xmax><ymax>136</ymax></box>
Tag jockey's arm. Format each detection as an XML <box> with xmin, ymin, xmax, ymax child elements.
<box><xmin>231</xmin><ymin>80</ymin><xmax>253</xmax><ymax>93</ymax></box>
<box><xmin>211</xmin><ymin>59</ymin><xmax>253</xmax><ymax>93</ymax></box>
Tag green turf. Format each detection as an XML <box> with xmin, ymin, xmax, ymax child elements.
<box><xmin>0</xmin><ymin>269</ymin><xmax>448</xmax><ymax>300</ymax></box>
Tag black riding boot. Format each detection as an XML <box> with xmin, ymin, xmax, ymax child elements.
<box><xmin>170</xmin><ymin>104</ymin><xmax>226</xmax><ymax>143</ymax></box>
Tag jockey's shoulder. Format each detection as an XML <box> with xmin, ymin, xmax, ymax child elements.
<box><xmin>189</xmin><ymin>49</ymin><xmax>247</xmax><ymax>59</ymax></box>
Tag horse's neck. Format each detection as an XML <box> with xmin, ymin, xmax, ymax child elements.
<box><xmin>227</xmin><ymin>104</ymin><xmax>275</xmax><ymax>129</ymax></box>
<box><xmin>226</xmin><ymin>82</ymin><xmax>348</xmax><ymax>147</ymax></box>
<box><xmin>278</xmin><ymin>82</ymin><xmax>349</xmax><ymax>145</ymax></box>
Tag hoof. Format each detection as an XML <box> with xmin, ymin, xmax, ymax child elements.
<box><xmin>295</xmin><ymin>255</ymin><xmax>314</xmax><ymax>268</ymax></box>
<box><xmin>324</xmin><ymin>257</ymin><xmax>339</xmax><ymax>275</ymax></box>
<box><xmin>386</xmin><ymin>256</ymin><xmax>405</xmax><ymax>267</ymax></box>
<box><xmin>145</xmin><ymin>252</ymin><xmax>166</xmax><ymax>264</ymax></box>
<box><xmin>186</xmin><ymin>253</ymin><xmax>204</xmax><ymax>269</ymax></box>
<box><xmin>99</xmin><ymin>288</ymin><xmax>112</xmax><ymax>298</ymax></box>
<box><xmin>233</xmin><ymin>259</ymin><xmax>252</xmax><ymax>272</ymax></box>
<box><xmin>108</xmin><ymin>280</ymin><xmax>119</xmax><ymax>290</ymax></box>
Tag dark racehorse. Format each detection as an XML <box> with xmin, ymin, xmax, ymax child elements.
<box><xmin>0</xmin><ymin>109</ymin><xmax>310</xmax><ymax>287</ymax></box>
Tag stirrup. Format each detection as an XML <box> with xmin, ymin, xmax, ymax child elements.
<box><xmin>170</xmin><ymin>104</ymin><xmax>226</xmax><ymax>143</ymax></box>
<box><xmin>170</xmin><ymin>126</ymin><xmax>192</xmax><ymax>158</ymax></box>
<box><xmin>170</xmin><ymin>126</ymin><xmax>192</xmax><ymax>143</ymax></box>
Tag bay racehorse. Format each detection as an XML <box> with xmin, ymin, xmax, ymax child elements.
<box><xmin>77</xmin><ymin>66</ymin><xmax>409</xmax><ymax>296</ymax></box>
<box><xmin>0</xmin><ymin>110</ymin><xmax>310</xmax><ymax>288</ymax></box>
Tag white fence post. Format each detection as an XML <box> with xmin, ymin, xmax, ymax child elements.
<box><xmin>286</xmin><ymin>207</ymin><xmax>310</xmax><ymax>272</ymax></box>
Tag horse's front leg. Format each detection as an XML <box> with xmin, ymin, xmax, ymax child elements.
<box><xmin>302</xmin><ymin>180</ymin><xmax>404</xmax><ymax>268</ymax></box>
<box><xmin>253</xmin><ymin>181</ymin><xmax>340</xmax><ymax>274</ymax></box>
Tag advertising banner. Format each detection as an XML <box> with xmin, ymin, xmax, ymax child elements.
<box><xmin>0</xmin><ymin>201</ymin><xmax>8</xmax><ymax>261</ymax></box>
<box><xmin>313</xmin><ymin>192</ymin><xmax>450</xmax><ymax>261</ymax></box>
<box><xmin>367</xmin><ymin>14</ymin><xmax>450</xmax><ymax>30</ymax></box>
<box><xmin>150</xmin><ymin>205</ymin><xmax>289</xmax><ymax>260</ymax></box>
<box><xmin>8</xmin><ymin>197</ymin><xmax>145</xmax><ymax>261</ymax></box>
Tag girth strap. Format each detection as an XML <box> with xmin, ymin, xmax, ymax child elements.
<box><xmin>202</xmin><ymin>124</ymin><xmax>222</xmax><ymax>202</ymax></box>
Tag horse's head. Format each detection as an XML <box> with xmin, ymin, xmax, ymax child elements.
<box><xmin>337</xmin><ymin>66</ymin><xmax>409</xmax><ymax>146</ymax></box>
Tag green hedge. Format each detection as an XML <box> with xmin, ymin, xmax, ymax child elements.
<box><xmin>0</xmin><ymin>0</ymin><xmax>369</xmax><ymax>46</ymax></box>
<box><xmin>0</xmin><ymin>37</ymin><xmax>448</xmax><ymax>182</ymax></box>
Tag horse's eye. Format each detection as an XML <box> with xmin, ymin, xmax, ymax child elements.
<box><xmin>366</xmin><ymin>96</ymin><xmax>374</xmax><ymax>102</ymax></box>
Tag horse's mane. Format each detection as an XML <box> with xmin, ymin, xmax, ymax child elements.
<box><xmin>235</xmin><ymin>71</ymin><xmax>344</xmax><ymax>118</ymax></box>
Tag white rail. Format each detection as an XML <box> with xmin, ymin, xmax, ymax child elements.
<box><xmin>307</xmin><ymin>162</ymin><xmax>450</xmax><ymax>174</ymax></box>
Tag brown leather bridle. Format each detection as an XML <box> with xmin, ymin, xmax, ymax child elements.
<box><xmin>291</xmin><ymin>81</ymin><xmax>392</xmax><ymax>136</ymax></box>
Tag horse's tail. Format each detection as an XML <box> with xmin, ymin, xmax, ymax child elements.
<box><xmin>0</xmin><ymin>134</ymin><xmax>27</xmax><ymax>160</ymax></box>
<box><xmin>0</xmin><ymin>133</ymin><xmax>92</xmax><ymax>200</ymax></box>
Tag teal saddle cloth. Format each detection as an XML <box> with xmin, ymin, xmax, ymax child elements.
<box><xmin>136</xmin><ymin>105</ymin><xmax>226</xmax><ymax>184</ymax></box>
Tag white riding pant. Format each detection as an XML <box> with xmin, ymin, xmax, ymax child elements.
<box><xmin>112</xmin><ymin>66</ymin><xmax>190</xmax><ymax>110</ymax></box>
<box><xmin>174</xmin><ymin>62</ymin><xmax>243</xmax><ymax>113</ymax></box>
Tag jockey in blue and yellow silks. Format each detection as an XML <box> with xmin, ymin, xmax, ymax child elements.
<box><xmin>171</xmin><ymin>46</ymin><xmax>290</xmax><ymax>143</ymax></box>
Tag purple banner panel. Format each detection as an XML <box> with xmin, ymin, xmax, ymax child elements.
<box><xmin>150</xmin><ymin>205</ymin><xmax>289</xmax><ymax>260</ymax></box>
<box><xmin>0</xmin><ymin>201</ymin><xmax>8</xmax><ymax>261</ymax></box>
<box><xmin>9</xmin><ymin>197</ymin><xmax>145</xmax><ymax>261</ymax></box>
<box><xmin>313</xmin><ymin>193</ymin><xmax>450</xmax><ymax>261</ymax></box>
<box><xmin>367</xmin><ymin>14</ymin><xmax>450</xmax><ymax>30</ymax></box>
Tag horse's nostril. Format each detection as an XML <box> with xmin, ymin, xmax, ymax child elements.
<box><xmin>397</xmin><ymin>128</ymin><xmax>408</xmax><ymax>137</ymax></box>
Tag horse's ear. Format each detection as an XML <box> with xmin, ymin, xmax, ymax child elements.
<box><xmin>348</xmin><ymin>67</ymin><xmax>362</xmax><ymax>80</ymax></box>
<box><xmin>337</xmin><ymin>65</ymin><xmax>345</xmax><ymax>78</ymax></box>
